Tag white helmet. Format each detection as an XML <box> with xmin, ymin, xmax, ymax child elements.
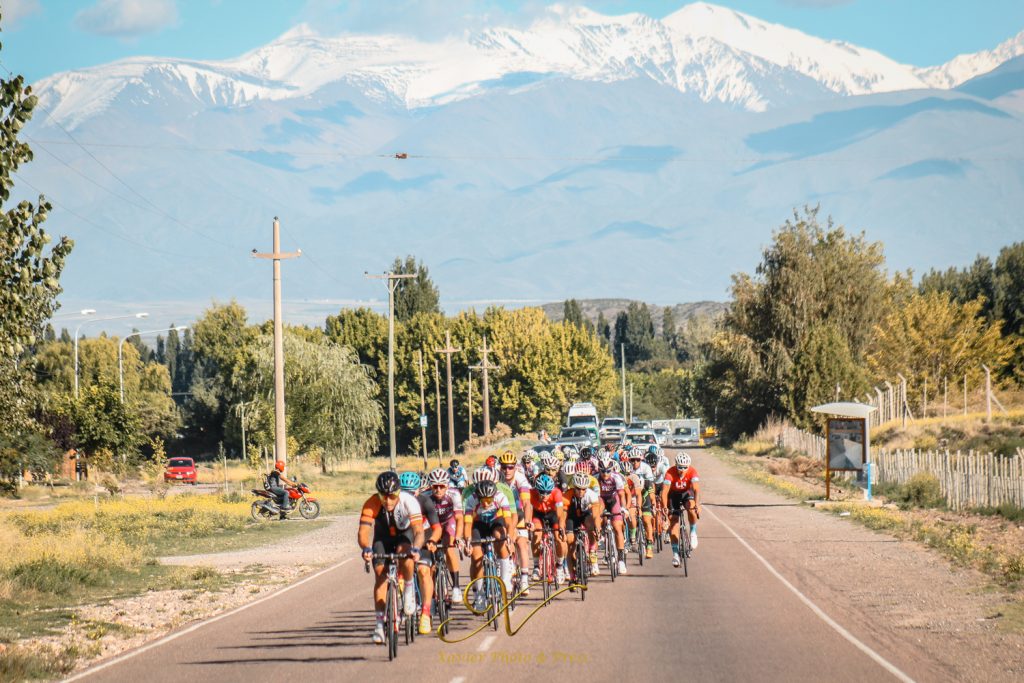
<box><xmin>562</xmin><ymin>461</ymin><xmax>576</xmax><ymax>476</ymax></box>
<box><xmin>426</xmin><ymin>468</ymin><xmax>450</xmax><ymax>486</ymax></box>
<box><xmin>562</xmin><ymin>445</ymin><xmax>578</xmax><ymax>458</ymax></box>
<box><xmin>675</xmin><ymin>453</ymin><xmax>691</xmax><ymax>468</ymax></box>
<box><xmin>473</xmin><ymin>467</ymin><xmax>497</xmax><ymax>483</ymax></box>
<box><xmin>541</xmin><ymin>454</ymin><xmax>558</xmax><ymax>471</ymax></box>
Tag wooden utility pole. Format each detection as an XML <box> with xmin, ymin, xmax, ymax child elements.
<box><xmin>470</xmin><ymin>336</ymin><xmax>499</xmax><ymax>436</ymax></box>
<box><xmin>983</xmin><ymin>364</ymin><xmax>993</xmax><ymax>423</ymax></box>
<box><xmin>434</xmin><ymin>358</ymin><xmax>443</xmax><ymax>459</ymax></box>
<box><xmin>468</xmin><ymin>370</ymin><xmax>473</xmax><ymax>439</ymax></box>
<box><xmin>417</xmin><ymin>350</ymin><xmax>428</xmax><ymax>467</ymax></box>
<box><xmin>252</xmin><ymin>217</ymin><xmax>300</xmax><ymax>466</ymax></box>
<box><xmin>436</xmin><ymin>331</ymin><xmax>461</xmax><ymax>456</ymax></box>
<box><xmin>620</xmin><ymin>343</ymin><xmax>627</xmax><ymax>419</ymax></box>
<box><xmin>365</xmin><ymin>271</ymin><xmax>415</xmax><ymax>471</ymax></box>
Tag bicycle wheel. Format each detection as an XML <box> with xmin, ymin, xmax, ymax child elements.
<box><xmin>484</xmin><ymin>555</ymin><xmax>501</xmax><ymax>631</ymax></box>
<box><xmin>385</xmin><ymin>581</ymin><xmax>399</xmax><ymax>661</ymax></box>
<box><xmin>541</xmin><ymin>537</ymin><xmax>553</xmax><ymax>603</ymax></box>
<box><xmin>655</xmin><ymin>516</ymin><xmax>664</xmax><ymax>554</ymax></box>
<box><xmin>604</xmin><ymin>525</ymin><xmax>617</xmax><ymax>581</ymax></box>
<box><xmin>434</xmin><ymin>562</ymin><xmax>451</xmax><ymax>636</ymax></box>
<box><xmin>637</xmin><ymin>516</ymin><xmax>646</xmax><ymax>566</ymax></box>
<box><xmin>679</xmin><ymin>522</ymin><xmax>691</xmax><ymax>578</ymax></box>
<box><xmin>575</xmin><ymin>539</ymin><xmax>587</xmax><ymax>601</ymax></box>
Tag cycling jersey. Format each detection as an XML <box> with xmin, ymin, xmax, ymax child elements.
<box><xmin>463</xmin><ymin>482</ymin><xmax>516</xmax><ymax>513</ymax></box>
<box><xmin>530</xmin><ymin>488</ymin><xmax>564</xmax><ymax>514</ymax></box>
<box><xmin>597</xmin><ymin>471</ymin><xmax>624</xmax><ymax>501</ymax></box>
<box><xmin>630</xmin><ymin>462</ymin><xmax>655</xmax><ymax>488</ymax></box>
<box><xmin>430</xmin><ymin>488</ymin><xmax>463</xmax><ymax>538</ymax></box>
<box><xmin>502</xmin><ymin>470</ymin><xmax>532</xmax><ymax>516</ymax></box>
<box><xmin>567</xmin><ymin>488</ymin><xmax>600</xmax><ymax>517</ymax></box>
<box><xmin>652</xmin><ymin>457</ymin><xmax>670</xmax><ymax>485</ymax></box>
<box><xmin>463</xmin><ymin>490</ymin><xmax>511</xmax><ymax>524</ymax></box>
<box><xmin>360</xmin><ymin>491</ymin><xmax>422</xmax><ymax>536</ymax></box>
<box><xmin>664</xmin><ymin>465</ymin><xmax>699</xmax><ymax>494</ymax></box>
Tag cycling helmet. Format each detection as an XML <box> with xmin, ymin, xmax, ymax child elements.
<box><xmin>563</xmin><ymin>445</ymin><xmax>578</xmax><ymax>457</ymax></box>
<box><xmin>648</xmin><ymin>444</ymin><xmax>659</xmax><ymax>453</ymax></box>
<box><xmin>485</xmin><ymin>455</ymin><xmax>497</xmax><ymax>468</ymax></box>
<box><xmin>473</xmin><ymin>467</ymin><xmax>497</xmax><ymax>483</ymax></box>
<box><xmin>561</xmin><ymin>461</ymin><xmax>576</xmax><ymax>476</ymax></box>
<box><xmin>598</xmin><ymin>456</ymin><xmax>613</xmax><ymax>472</ymax></box>
<box><xmin>542</xmin><ymin>454</ymin><xmax>559</xmax><ymax>471</ymax></box>
<box><xmin>376</xmin><ymin>471</ymin><xmax>400</xmax><ymax>495</ymax></box>
<box><xmin>476</xmin><ymin>480</ymin><xmax>497</xmax><ymax>498</ymax></box>
<box><xmin>399</xmin><ymin>471</ymin><xmax>421</xmax><ymax>491</ymax></box>
<box><xmin>574</xmin><ymin>461</ymin><xmax>590</xmax><ymax>474</ymax></box>
<box><xmin>628</xmin><ymin>448</ymin><xmax>644</xmax><ymax>460</ymax></box>
<box><xmin>535</xmin><ymin>474</ymin><xmax>555</xmax><ymax>494</ymax></box>
<box><xmin>644</xmin><ymin>452</ymin><xmax>659</xmax><ymax>467</ymax></box>
<box><xmin>499</xmin><ymin>451</ymin><xmax>517</xmax><ymax>466</ymax></box>
<box><xmin>522</xmin><ymin>450</ymin><xmax>536</xmax><ymax>462</ymax></box>
<box><xmin>274</xmin><ymin>460</ymin><xmax>285</xmax><ymax>472</ymax></box>
<box><xmin>579</xmin><ymin>446</ymin><xmax>595</xmax><ymax>459</ymax></box>
<box><xmin>553</xmin><ymin>449</ymin><xmax>565</xmax><ymax>463</ymax></box>
<box><xmin>449</xmin><ymin>459</ymin><xmax>460</xmax><ymax>468</ymax></box>
<box><xmin>676</xmin><ymin>453</ymin><xmax>691</xmax><ymax>468</ymax></box>
<box><xmin>426</xmin><ymin>468</ymin><xmax>450</xmax><ymax>486</ymax></box>
<box><xmin>572</xmin><ymin>472</ymin><xmax>591</xmax><ymax>489</ymax></box>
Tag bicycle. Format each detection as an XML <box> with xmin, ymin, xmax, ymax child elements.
<box><xmin>474</xmin><ymin>536</ymin><xmax>503</xmax><ymax>631</ymax></box>
<box><xmin>670</xmin><ymin>504</ymin><xmax>692</xmax><ymax>578</ymax></box>
<box><xmin>634</xmin><ymin>507</ymin><xmax>648</xmax><ymax>566</ymax></box>
<box><xmin>365</xmin><ymin>552</ymin><xmax>410</xmax><ymax>661</ymax></box>
<box><xmin>535</xmin><ymin>520</ymin><xmax>559</xmax><ymax>603</ymax></box>
<box><xmin>601</xmin><ymin>511</ymin><xmax>617</xmax><ymax>581</ymax></box>
<box><xmin>570</xmin><ymin>524</ymin><xmax>588</xmax><ymax>600</ymax></box>
<box><xmin>433</xmin><ymin>547</ymin><xmax>455</xmax><ymax>637</ymax></box>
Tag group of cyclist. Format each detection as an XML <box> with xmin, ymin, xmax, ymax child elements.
<box><xmin>358</xmin><ymin>441</ymin><xmax>701</xmax><ymax>644</ymax></box>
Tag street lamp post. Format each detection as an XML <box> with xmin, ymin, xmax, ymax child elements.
<box><xmin>75</xmin><ymin>312</ymin><xmax>148</xmax><ymax>398</ymax></box>
<box><xmin>119</xmin><ymin>326</ymin><xmax>187</xmax><ymax>402</ymax></box>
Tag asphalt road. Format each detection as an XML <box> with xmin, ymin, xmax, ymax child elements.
<box><xmin>68</xmin><ymin>449</ymin><xmax>923</xmax><ymax>683</ymax></box>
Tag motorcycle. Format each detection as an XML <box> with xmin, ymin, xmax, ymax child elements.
<box><xmin>251</xmin><ymin>482</ymin><xmax>321</xmax><ymax>521</ymax></box>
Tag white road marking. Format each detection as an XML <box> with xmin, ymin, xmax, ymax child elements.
<box><xmin>449</xmin><ymin>677</ymin><xmax>466</xmax><ymax>683</ymax></box>
<box><xmin>476</xmin><ymin>634</ymin><xmax>497</xmax><ymax>652</ymax></box>
<box><xmin>64</xmin><ymin>557</ymin><xmax>356</xmax><ymax>681</ymax></box>
<box><xmin>704</xmin><ymin>507</ymin><xmax>915</xmax><ymax>683</ymax></box>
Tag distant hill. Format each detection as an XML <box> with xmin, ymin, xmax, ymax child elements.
<box><xmin>540</xmin><ymin>299</ymin><xmax>728</xmax><ymax>333</ymax></box>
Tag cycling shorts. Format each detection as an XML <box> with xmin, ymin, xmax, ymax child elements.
<box><xmin>371</xmin><ymin>528</ymin><xmax>415</xmax><ymax>566</ymax></box>
<box><xmin>600</xmin><ymin>496</ymin><xmax>622</xmax><ymax>520</ymax></box>
<box><xmin>471</xmin><ymin>519</ymin><xmax>506</xmax><ymax>544</ymax></box>
<box><xmin>565</xmin><ymin>512</ymin><xmax>593</xmax><ymax>535</ymax></box>
<box><xmin>531</xmin><ymin>510</ymin><xmax>560</xmax><ymax>531</ymax></box>
<box><xmin>668</xmin><ymin>491</ymin><xmax>695</xmax><ymax>515</ymax></box>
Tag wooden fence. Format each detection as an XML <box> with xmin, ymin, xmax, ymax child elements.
<box><xmin>778</xmin><ymin>426</ymin><xmax>1024</xmax><ymax>510</ymax></box>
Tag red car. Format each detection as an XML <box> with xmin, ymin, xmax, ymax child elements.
<box><xmin>164</xmin><ymin>457</ymin><xmax>198</xmax><ymax>484</ymax></box>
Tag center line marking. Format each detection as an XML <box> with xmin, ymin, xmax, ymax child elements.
<box><xmin>477</xmin><ymin>634</ymin><xmax>497</xmax><ymax>652</ymax></box>
<box><xmin>449</xmin><ymin>677</ymin><xmax>466</xmax><ymax>683</ymax></box>
<box><xmin>704</xmin><ymin>506</ymin><xmax>915</xmax><ymax>683</ymax></box>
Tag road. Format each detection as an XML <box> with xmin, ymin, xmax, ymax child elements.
<box><xmin>66</xmin><ymin>449</ymin><xmax>968</xmax><ymax>683</ymax></box>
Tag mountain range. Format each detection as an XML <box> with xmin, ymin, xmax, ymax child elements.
<box><xmin>18</xmin><ymin>2</ymin><xmax>1024</xmax><ymax>319</ymax></box>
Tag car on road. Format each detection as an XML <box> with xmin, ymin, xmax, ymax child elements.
<box><xmin>622</xmin><ymin>429</ymin><xmax>658</xmax><ymax>448</ymax></box>
<box><xmin>557</xmin><ymin>427</ymin><xmax>598</xmax><ymax>450</ymax></box>
<box><xmin>599</xmin><ymin>416</ymin><xmax>626</xmax><ymax>441</ymax></box>
<box><xmin>671</xmin><ymin>426</ymin><xmax>701</xmax><ymax>447</ymax></box>
<box><xmin>164</xmin><ymin>457</ymin><xmax>198</xmax><ymax>484</ymax></box>
<box><xmin>653</xmin><ymin>427</ymin><xmax>669</xmax><ymax>446</ymax></box>
<box><xmin>628</xmin><ymin>421</ymin><xmax>651</xmax><ymax>430</ymax></box>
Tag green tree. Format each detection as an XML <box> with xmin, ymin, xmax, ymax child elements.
<box><xmin>595</xmin><ymin>311</ymin><xmax>611</xmax><ymax>348</ymax></box>
<box><xmin>613</xmin><ymin>302</ymin><xmax>655</xmax><ymax>368</ymax></box>
<box><xmin>0</xmin><ymin>64</ymin><xmax>74</xmax><ymax>431</ymax></box>
<box><xmin>325</xmin><ymin>307</ymin><xmax>388</xmax><ymax>375</ymax></box>
<box><xmin>55</xmin><ymin>384</ymin><xmax>142</xmax><ymax>461</ymax></box>
<box><xmin>246</xmin><ymin>332</ymin><xmax>382</xmax><ymax>468</ymax></box>
<box><xmin>390</xmin><ymin>256</ymin><xmax>441</xmax><ymax>322</ymax></box>
<box><xmin>787</xmin><ymin>323</ymin><xmax>867</xmax><ymax>428</ymax></box>
<box><xmin>563</xmin><ymin>299</ymin><xmax>585</xmax><ymax>328</ymax></box>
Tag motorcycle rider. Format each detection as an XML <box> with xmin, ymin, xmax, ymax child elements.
<box><xmin>267</xmin><ymin>460</ymin><xmax>296</xmax><ymax>520</ymax></box>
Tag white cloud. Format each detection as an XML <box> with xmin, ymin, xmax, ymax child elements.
<box><xmin>3</xmin><ymin>0</ymin><xmax>42</xmax><ymax>28</ymax></box>
<box><xmin>74</xmin><ymin>0</ymin><xmax>178</xmax><ymax>38</ymax></box>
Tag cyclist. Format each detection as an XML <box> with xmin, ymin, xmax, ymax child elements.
<box><xmin>426</xmin><ymin>467</ymin><xmax>464</xmax><ymax>594</ymax></box>
<box><xmin>358</xmin><ymin>471</ymin><xmax>425</xmax><ymax>644</ymax></box>
<box><xmin>484</xmin><ymin>455</ymin><xmax>499</xmax><ymax>478</ymax></box>
<box><xmin>661</xmin><ymin>452</ymin><xmax>701</xmax><ymax>567</ymax></box>
<box><xmin>558</xmin><ymin>459</ymin><xmax>576</xmax><ymax>492</ymax></box>
<box><xmin>629</xmin><ymin>448</ymin><xmax>657</xmax><ymax>559</ymax></box>
<box><xmin>400</xmin><ymin>472</ymin><xmax>441</xmax><ymax>635</ymax></box>
<box><xmin>463</xmin><ymin>479</ymin><xmax>512</xmax><ymax>610</ymax></box>
<box><xmin>521</xmin><ymin>450</ymin><xmax>540</xmax><ymax>483</ymax></box>
<box><xmin>499</xmin><ymin>450</ymin><xmax>534</xmax><ymax>595</ymax></box>
<box><xmin>529</xmin><ymin>473</ymin><xmax>567</xmax><ymax>584</ymax></box>
<box><xmin>448</xmin><ymin>459</ymin><xmax>467</xmax><ymax>489</ymax></box>
<box><xmin>565</xmin><ymin>471</ymin><xmax>603</xmax><ymax>579</ymax></box>
<box><xmin>646</xmin><ymin>449</ymin><xmax>670</xmax><ymax>545</ymax></box>
<box><xmin>596</xmin><ymin>458</ymin><xmax>629</xmax><ymax>574</ymax></box>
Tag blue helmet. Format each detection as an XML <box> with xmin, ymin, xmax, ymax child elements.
<box><xmin>648</xmin><ymin>444</ymin><xmax>659</xmax><ymax>454</ymax></box>
<box><xmin>535</xmin><ymin>474</ymin><xmax>555</xmax><ymax>494</ymax></box>
<box><xmin>399</xmin><ymin>471</ymin><xmax>421</xmax><ymax>492</ymax></box>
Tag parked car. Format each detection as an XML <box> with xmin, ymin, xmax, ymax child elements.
<box><xmin>671</xmin><ymin>426</ymin><xmax>701</xmax><ymax>447</ymax></box>
<box><xmin>653</xmin><ymin>427</ymin><xmax>670</xmax><ymax>446</ymax></box>
<box><xmin>164</xmin><ymin>457</ymin><xmax>198</xmax><ymax>484</ymax></box>
<box><xmin>599</xmin><ymin>417</ymin><xmax>626</xmax><ymax>441</ymax></box>
<box><xmin>628</xmin><ymin>421</ymin><xmax>651</xmax><ymax>430</ymax></box>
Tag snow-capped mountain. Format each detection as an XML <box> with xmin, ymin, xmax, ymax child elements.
<box><xmin>18</xmin><ymin>2</ymin><xmax>1024</xmax><ymax>312</ymax></box>
<box><xmin>36</xmin><ymin>1</ymin><xmax>1024</xmax><ymax>129</ymax></box>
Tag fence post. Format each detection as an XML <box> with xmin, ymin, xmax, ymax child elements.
<box><xmin>983</xmin><ymin>364</ymin><xmax>992</xmax><ymax>424</ymax></box>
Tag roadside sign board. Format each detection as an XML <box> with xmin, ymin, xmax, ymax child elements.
<box><xmin>827</xmin><ymin>418</ymin><xmax>865</xmax><ymax>471</ymax></box>
<box><xmin>419</xmin><ymin>414</ymin><xmax>428</xmax><ymax>428</ymax></box>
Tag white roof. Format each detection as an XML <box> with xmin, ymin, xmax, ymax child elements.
<box><xmin>810</xmin><ymin>402</ymin><xmax>877</xmax><ymax>419</ymax></box>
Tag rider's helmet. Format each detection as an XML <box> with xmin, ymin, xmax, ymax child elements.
<box><xmin>561</xmin><ymin>461</ymin><xmax>576</xmax><ymax>476</ymax></box>
<box><xmin>574</xmin><ymin>461</ymin><xmax>590</xmax><ymax>474</ymax></box>
<box><xmin>579</xmin><ymin>446</ymin><xmax>595</xmax><ymax>460</ymax></box>
<box><xmin>553</xmin><ymin>449</ymin><xmax>565</xmax><ymax>464</ymax></box>
<box><xmin>628</xmin><ymin>448</ymin><xmax>644</xmax><ymax>461</ymax></box>
<box><xmin>499</xmin><ymin>451</ymin><xmax>517</xmax><ymax>466</ymax></box>
<box><xmin>541</xmin><ymin>454</ymin><xmax>559</xmax><ymax>472</ymax></box>
<box><xmin>563</xmin><ymin>446</ymin><xmax>578</xmax><ymax>458</ymax></box>
<box><xmin>473</xmin><ymin>467</ymin><xmax>497</xmax><ymax>484</ymax></box>
<box><xmin>675</xmin><ymin>453</ymin><xmax>691</xmax><ymax>469</ymax></box>
<box><xmin>274</xmin><ymin>460</ymin><xmax>285</xmax><ymax>472</ymax></box>
<box><xmin>572</xmin><ymin>472</ymin><xmax>591</xmax><ymax>489</ymax></box>
<box><xmin>535</xmin><ymin>474</ymin><xmax>555</xmax><ymax>494</ymax></box>
<box><xmin>644</xmin><ymin>452</ymin><xmax>659</xmax><ymax>468</ymax></box>
<box><xmin>449</xmin><ymin>459</ymin><xmax>460</xmax><ymax>469</ymax></box>
<box><xmin>476</xmin><ymin>480</ymin><xmax>498</xmax><ymax>499</ymax></box>
<box><xmin>426</xmin><ymin>468</ymin><xmax>450</xmax><ymax>486</ymax></box>
<box><xmin>375</xmin><ymin>471</ymin><xmax>400</xmax><ymax>495</ymax></box>
<box><xmin>598</xmin><ymin>456</ymin><xmax>614</xmax><ymax>472</ymax></box>
<box><xmin>485</xmin><ymin>455</ymin><xmax>498</xmax><ymax>469</ymax></box>
<box><xmin>522</xmin><ymin>450</ymin><xmax>536</xmax><ymax>463</ymax></box>
<box><xmin>648</xmin><ymin>444</ymin><xmax>659</xmax><ymax>454</ymax></box>
<box><xmin>398</xmin><ymin>471</ymin><xmax>421</xmax><ymax>492</ymax></box>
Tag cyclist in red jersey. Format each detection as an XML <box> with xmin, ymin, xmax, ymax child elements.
<box><xmin>660</xmin><ymin>452</ymin><xmax>701</xmax><ymax>567</ymax></box>
<box><xmin>528</xmin><ymin>473</ymin><xmax>567</xmax><ymax>584</ymax></box>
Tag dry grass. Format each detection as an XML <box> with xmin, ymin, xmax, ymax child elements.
<box><xmin>873</xmin><ymin>409</ymin><xmax>1024</xmax><ymax>453</ymax></box>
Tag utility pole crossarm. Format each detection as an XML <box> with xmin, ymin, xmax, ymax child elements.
<box><xmin>469</xmin><ymin>335</ymin><xmax>499</xmax><ymax>436</ymax></box>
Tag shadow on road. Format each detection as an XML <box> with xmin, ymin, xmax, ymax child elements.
<box><xmin>705</xmin><ymin>502</ymin><xmax>801</xmax><ymax>508</ymax></box>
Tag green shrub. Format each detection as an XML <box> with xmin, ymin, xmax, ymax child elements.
<box><xmin>973</xmin><ymin>503</ymin><xmax>1024</xmax><ymax>523</ymax></box>
<box><xmin>885</xmin><ymin>473</ymin><xmax>945</xmax><ymax>509</ymax></box>
<box><xmin>7</xmin><ymin>560</ymin><xmax>103</xmax><ymax>595</ymax></box>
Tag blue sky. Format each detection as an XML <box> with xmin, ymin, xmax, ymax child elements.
<box><xmin>4</xmin><ymin>0</ymin><xmax>1024</xmax><ymax>83</ymax></box>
